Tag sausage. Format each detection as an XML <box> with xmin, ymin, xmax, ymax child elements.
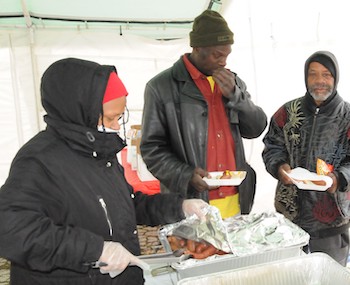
<box><xmin>220</xmin><ymin>170</ymin><xmax>232</xmax><ymax>179</ymax></box>
<box><xmin>310</xmin><ymin>180</ymin><xmax>327</xmax><ymax>186</ymax></box>
<box><xmin>186</xmin><ymin>239</ymin><xmax>197</xmax><ymax>252</ymax></box>
<box><xmin>185</xmin><ymin>243</ymin><xmax>219</xmax><ymax>259</ymax></box>
<box><xmin>302</xmin><ymin>180</ymin><xmax>326</xmax><ymax>186</ymax></box>
<box><xmin>195</xmin><ymin>241</ymin><xmax>209</xmax><ymax>253</ymax></box>
<box><xmin>167</xmin><ymin>236</ymin><xmax>186</xmax><ymax>251</ymax></box>
<box><xmin>217</xmin><ymin>249</ymin><xmax>228</xmax><ymax>255</ymax></box>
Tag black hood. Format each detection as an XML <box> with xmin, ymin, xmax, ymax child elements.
<box><xmin>40</xmin><ymin>58</ymin><xmax>126</xmax><ymax>158</ymax></box>
<box><xmin>41</xmin><ymin>57</ymin><xmax>115</xmax><ymax>128</ymax></box>
<box><xmin>304</xmin><ymin>50</ymin><xmax>339</xmax><ymax>104</ymax></box>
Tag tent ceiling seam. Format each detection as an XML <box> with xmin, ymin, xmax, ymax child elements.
<box><xmin>0</xmin><ymin>13</ymin><xmax>194</xmax><ymax>25</ymax></box>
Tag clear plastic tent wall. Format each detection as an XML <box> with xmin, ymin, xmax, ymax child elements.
<box><xmin>1</xmin><ymin>0</ymin><xmax>350</xmax><ymax>212</ymax></box>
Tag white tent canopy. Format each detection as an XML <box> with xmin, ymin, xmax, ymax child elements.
<box><xmin>1</xmin><ymin>0</ymin><xmax>350</xmax><ymax>212</ymax></box>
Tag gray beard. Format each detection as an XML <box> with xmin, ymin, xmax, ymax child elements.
<box><xmin>309</xmin><ymin>90</ymin><xmax>332</xmax><ymax>102</ymax></box>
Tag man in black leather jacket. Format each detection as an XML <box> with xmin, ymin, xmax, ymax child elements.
<box><xmin>262</xmin><ymin>50</ymin><xmax>350</xmax><ymax>266</ymax></box>
<box><xmin>140</xmin><ymin>10</ymin><xmax>267</xmax><ymax>219</ymax></box>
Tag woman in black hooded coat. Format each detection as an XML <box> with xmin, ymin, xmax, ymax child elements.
<box><xmin>0</xmin><ymin>58</ymin><xmax>207</xmax><ymax>285</ymax></box>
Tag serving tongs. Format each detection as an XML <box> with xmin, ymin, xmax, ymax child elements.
<box><xmin>138</xmin><ymin>248</ymin><xmax>191</xmax><ymax>265</ymax></box>
<box><xmin>138</xmin><ymin>249</ymin><xmax>191</xmax><ymax>276</ymax></box>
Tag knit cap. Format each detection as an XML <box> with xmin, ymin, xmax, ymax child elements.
<box><xmin>102</xmin><ymin>71</ymin><xmax>128</xmax><ymax>104</ymax></box>
<box><xmin>189</xmin><ymin>10</ymin><xmax>234</xmax><ymax>47</ymax></box>
<box><xmin>309</xmin><ymin>54</ymin><xmax>336</xmax><ymax>79</ymax></box>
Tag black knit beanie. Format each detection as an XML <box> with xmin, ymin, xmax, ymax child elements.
<box><xmin>309</xmin><ymin>54</ymin><xmax>336</xmax><ymax>79</ymax></box>
<box><xmin>189</xmin><ymin>10</ymin><xmax>234</xmax><ymax>47</ymax></box>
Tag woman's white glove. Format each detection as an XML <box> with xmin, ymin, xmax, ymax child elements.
<box><xmin>98</xmin><ymin>241</ymin><xmax>149</xmax><ymax>278</ymax></box>
<box><xmin>182</xmin><ymin>199</ymin><xmax>209</xmax><ymax>221</ymax></box>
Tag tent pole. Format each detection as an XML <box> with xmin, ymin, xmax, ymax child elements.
<box><xmin>28</xmin><ymin>28</ymin><xmax>43</xmax><ymax>133</ymax></box>
<box><xmin>8</xmin><ymin>34</ymin><xmax>25</xmax><ymax>147</ymax></box>
<box><xmin>22</xmin><ymin>0</ymin><xmax>42</xmax><ymax>133</ymax></box>
<box><xmin>21</xmin><ymin>0</ymin><xmax>33</xmax><ymax>29</ymax></box>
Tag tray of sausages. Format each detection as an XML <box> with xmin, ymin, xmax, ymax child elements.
<box><xmin>159</xmin><ymin>210</ymin><xmax>310</xmax><ymax>280</ymax></box>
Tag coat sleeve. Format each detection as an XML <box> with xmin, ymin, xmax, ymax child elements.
<box><xmin>226</xmin><ymin>75</ymin><xmax>267</xmax><ymax>138</ymax></box>
<box><xmin>133</xmin><ymin>191</ymin><xmax>185</xmax><ymax>226</ymax></box>
<box><xmin>0</xmin><ymin>157</ymin><xmax>104</xmax><ymax>273</ymax></box>
<box><xmin>262</xmin><ymin>105</ymin><xmax>291</xmax><ymax>178</ymax></box>
<box><xmin>140</xmin><ymin>80</ymin><xmax>194</xmax><ymax>197</ymax></box>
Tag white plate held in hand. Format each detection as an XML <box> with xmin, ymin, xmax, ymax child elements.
<box><xmin>203</xmin><ymin>171</ymin><xmax>246</xmax><ymax>187</ymax></box>
<box><xmin>286</xmin><ymin>167</ymin><xmax>333</xmax><ymax>191</ymax></box>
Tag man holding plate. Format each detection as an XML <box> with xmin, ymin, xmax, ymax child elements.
<box><xmin>262</xmin><ymin>51</ymin><xmax>350</xmax><ymax>266</ymax></box>
<box><xmin>140</xmin><ymin>10</ymin><xmax>267</xmax><ymax>219</ymax></box>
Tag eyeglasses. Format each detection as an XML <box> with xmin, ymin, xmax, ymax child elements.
<box><xmin>118</xmin><ymin>105</ymin><xmax>129</xmax><ymax>125</ymax></box>
<box><xmin>120</xmin><ymin>106</ymin><xmax>129</xmax><ymax>145</ymax></box>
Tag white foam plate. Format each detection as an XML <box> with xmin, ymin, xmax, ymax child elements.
<box><xmin>203</xmin><ymin>171</ymin><xmax>246</xmax><ymax>186</ymax></box>
<box><xmin>286</xmin><ymin>167</ymin><xmax>333</xmax><ymax>191</ymax></box>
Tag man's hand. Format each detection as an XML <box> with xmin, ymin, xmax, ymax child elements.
<box><xmin>189</xmin><ymin>167</ymin><xmax>210</xmax><ymax>192</ymax></box>
<box><xmin>212</xmin><ymin>68</ymin><xmax>236</xmax><ymax>97</ymax></box>
<box><xmin>326</xmin><ymin>172</ymin><xmax>338</xmax><ymax>193</ymax></box>
<box><xmin>277</xmin><ymin>164</ymin><xmax>294</xmax><ymax>185</ymax></box>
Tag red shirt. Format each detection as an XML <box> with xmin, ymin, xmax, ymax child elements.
<box><xmin>183</xmin><ymin>54</ymin><xmax>237</xmax><ymax>196</ymax></box>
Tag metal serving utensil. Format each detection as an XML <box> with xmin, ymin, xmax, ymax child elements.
<box><xmin>138</xmin><ymin>248</ymin><xmax>190</xmax><ymax>265</ymax></box>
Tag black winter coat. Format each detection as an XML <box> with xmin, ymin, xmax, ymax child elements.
<box><xmin>140</xmin><ymin>56</ymin><xmax>267</xmax><ymax>214</ymax></box>
<box><xmin>262</xmin><ymin>51</ymin><xmax>350</xmax><ymax>238</ymax></box>
<box><xmin>0</xmin><ymin>58</ymin><xmax>185</xmax><ymax>285</ymax></box>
